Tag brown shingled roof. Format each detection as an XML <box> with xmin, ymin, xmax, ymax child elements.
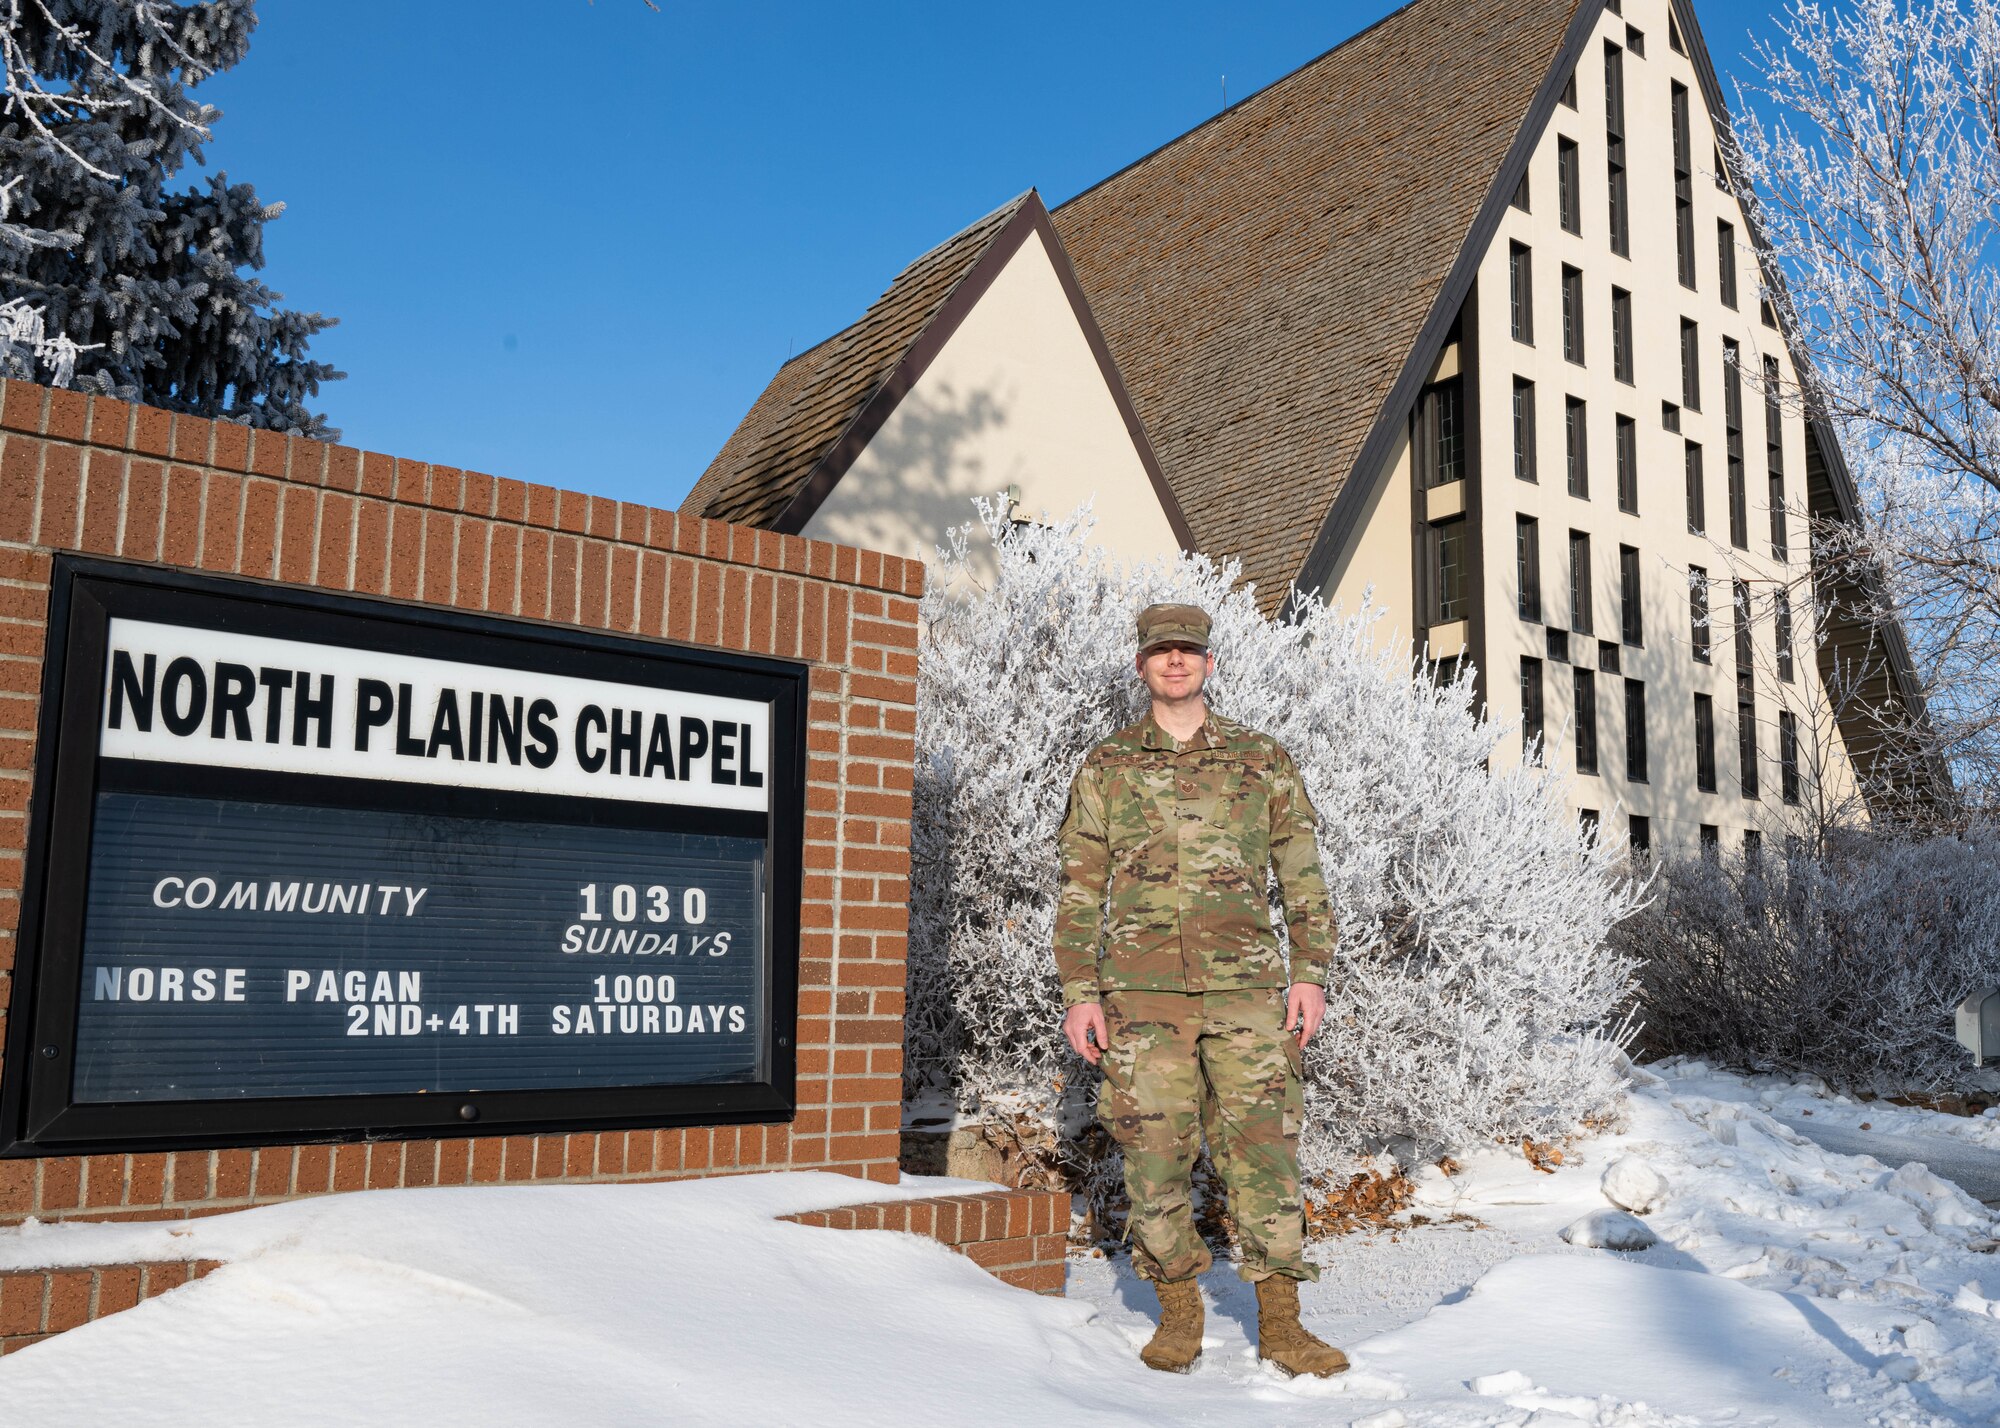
<box><xmin>1053</xmin><ymin>0</ymin><xmax>1585</xmax><ymax>603</ymax></box>
<box><xmin>683</xmin><ymin>194</ymin><xmax>1033</xmax><ymax>531</ymax></box>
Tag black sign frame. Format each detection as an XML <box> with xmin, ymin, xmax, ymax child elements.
<box><xmin>2</xmin><ymin>556</ymin><xmax>808</xmax><ymax>1157</ymax></box>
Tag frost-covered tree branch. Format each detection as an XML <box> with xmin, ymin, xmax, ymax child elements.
<box><xmin>1728</xmin><ymin>0</ymin><xmax>2000</xmax><ymax>802</ymax></box>
<box><xmin>0</xmin><ymin>0</ymin><xmax>341</xmax><ymax>436</ymax></box>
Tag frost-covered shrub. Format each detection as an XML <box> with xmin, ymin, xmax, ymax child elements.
<box><xmin>1621</xmin><ymin>832</ymin><xmax>2000</xmax><ymax>1092</ymax></box>
<box><xmin>906</xmin><ymin>503</ymin><xmax>1643</xmax><ymax>1194</ymax></box>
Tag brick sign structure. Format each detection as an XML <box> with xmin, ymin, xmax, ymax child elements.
<box><xmin>0</xmin><ymin>381</ymin><xmax>1058</xmax><ymax>1336</ymax></box>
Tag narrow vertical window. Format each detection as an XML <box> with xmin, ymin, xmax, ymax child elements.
<box><xmin>1628</xmin><ymin>813</ymin><xmax>1652</xmax><ymax>858</ymax></box>
<box><xmin>1669</xmin><ymin>10</ymin><xmax>1687</xmax><ymax>55</ymax></box>
<box><xmin>1569</xmin><ymin>530</ymin><xmax>1593</xmax><ymax>635</ymax></box>
<box><xmin>1765</xmin><ymin>354</ymin><xmax>1787</xmax><ymax>560</ymax></box>
<box><xmin>1699</xmin><ymin>822</ymin><xmax>1720</xmax><ymax>856</ymax></box>
<box><xmin>1672</xmin><ymin>81</ymin><xmax>1696</xmax><ymax>288</ymax></box>
<box><xmin>1604</xmin><ymin>42</ymin><xmax>1628</xmax><ymax>257</ymax></box>
<box><xmin>1580</xmin><ymin>808</ymin><xmax>1601</xmax><ymax>843</ymax></box>
<box><xmin>1733</xmin><ymin>579</ymin><xmax>1754</xmax><ymax>681</ymax></box>
<box><xmin>1779</xmin><ymin>709</ymin><xmax>1800</xmax><ymax>804</ymax></box>
<box><xmin>1560</xmin><ymin>68</ymin><xmax>1578</xmax><ymax>109</ymax></box>
<box><xmin>1689</xmin><ymin>565</ymin><xmax>1710</xmax><ymax>663</ymax></box>
<box><xmin>1611</xmin><ymin>287</ymin><xmax>1633</xmax><ymax>384</ymax></box>
<box><xmin>1615</xmin><ymin>414</ymin><xmax>1637</xmax><ymax>513</ymax></box>
<box><xmin>1517</xmin><ymin>515</ymin><xmax>1542</xmax><ymax>621</ymax></box>
<box><xmin>1619</xmin><ymin>544</ymin><xmax>1642</xmax><ymax>646</ymax></box>
<box><xmin>1510</xmin><ymin>243</ymin><xmax>1534</xmax><ymax>345</ymax></box>
<box><xmin>1744</xmin><ymin>828</ymin><xmax>1763</xmax><ymax>867</ymax></box>
<box><xmin>1426</xmin><ymin>517</ymin><xmax>1469</xmax><ymax>625</ymax></box>
<box><xmin>1561</xmin><ymin>265</ymin><xmax>1585</xmax><ymax>364</ymax></box>
<box><xmin>1413</xmin><ymin>378</ymin><xmax>1464</xmax><ymax>489</ymax></box>
<box><xmin>1511</xmin><ymin>169</ymin><xmax>1530</xmax><ymax>212</ymax></box>
<box><xmin>1575</xmin><ymin>667</ymin><xmax>1599</xmax><ymax>775</ymax></box>
<box><xmin>1724</xmin><ymin>340</ymin><xmax>1747</xmax><ymax>548</ymax></box>
<box><xmin>1695</xmin><ymin>694</ymin><xmax>1717</xmax><ymax>792</ymax></box>
<box><xmin>1624</xmin><ymin>677</ymin><xmax>1648</xmax><ymax>782</ymax></box>
<box><xmin>1557</xmin><ymin>136</ymin><xmax>1581</xmax><ymax>234</ymax></box>
<box><xmin>1684</xmin><ymin>441</ymin><xmax>1705</xmax><ymax>534</ymax></box>
<box><xmin>1718</xmin><ymin>220</ymin><xmax>1738</xmax><ymax>308</ymax></box>
<box><xmin>1566</xmin><ymin>397</ymin><xmax>1588</xmax><ymax>498</ymax></box>
<box><xmin>1522</xmin><ymin>657</ymin><xmax>1545</xmax><ymax>760</ymax></box>
<box><xmin>1738</xmin><ymin>697</ymin><xmax>1760</xmax><ymax>799</ymax></box>
<box><xmin>1775</xmin><ymin>588</ymin><xmax>1795</xmax><ymax>681</ymax></box>
<box><xmin>1513</xmin><ymin>378</ymin><xmax>1537</xmax><ymax>482</ymax></box>
<box><xmin>1680</xmin><ymin>319</ymin><xmax>1700</xmax><ymax>409</ymax></box>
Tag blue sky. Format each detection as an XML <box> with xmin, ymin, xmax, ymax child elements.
<box><xmin>193</xmin><ymin>1</ymin><xmax>1781</xmax><ymax>509</ymax></box>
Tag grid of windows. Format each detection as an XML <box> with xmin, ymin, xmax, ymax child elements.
<box><xmin>1681</xmin><ymin>319</ymin><xmax>1700</xmax><ymax>409</ymax></box>
<box><xmin>1522</xmin><ymin>657</ymin><xmax>1545</xmax><ymax>760</ymax></box>
<box><xmin>1605</xmin><ymin>42</ymin><xmax>1629</xmax><ymax>256</ymax></box>
<box><xmin>1569</xmin><ymin>530</ymin><xmax>1593</xmax><ymax>635</ymax></box>
<box><xmin>1510</xmin><ymin>243</ymin><xmax>1534</xmax><ymax>345</ymax></box>
<box><xmin>1562</xmin><ymin>265</ymin><xmax>1585</xmax><ymax>364</ymax></box>
<box><xmin>1619</xmin><ymin>544</ymin><xmax>1643</xmax><ymax>646</ymax></box>
<box><xmin>1616</xmin><ymin>414</ymin><xmax>1637</xmax><ymax>513</ymax></box>
<box><xmin>1672</xmin><ymin>81</ymin><xmax>1696</xmax><ymax>288</ymax></box>
<box><xmin>1426</xmin><ymin>517</ymin><xmax>1469</xmax><ymax>624</ymax></box>
<box><xmin>1775</xmin><ymin>588</ymin><xmax>1795</xmax><ymax>681</ymax></box>
<box><xmin>1566</xmin><ymin>397</ymin><xmax>1589</xmax><ymax>498</ymax></box>
<box><xmin>1695</xmin><ymin>693</ymin><xmax>1717</xmax><ymax>792</ymax></box>
<box><xmin>1718</xmin><ymin>220</ymin><xmax>1738</xmax><ymax>308</ymax></box>
<box><xmin>1684</xmin><ymin>441</ymin><xmax>1706</xmax><ymax>534</ymax></box>
<box><xmin>1779</xmin><ymin>709</ymin><xmax>1800</xmax><ymax>804</ymax></box>
<box><xmin>1611</xmin><ymin>288</ymin><xmax>1633</xmax><ymax>384</ymax></box>
<box><xmin>1517</xmin><ymin>515</ymin><xmax>1542</xmax><ymax>621</ymax></box>
<box><xmin>1765</xmin><ymin>353</ymin><xmax>1788</xmax><ymax>560</ymax></box>
<box><xmin>1575</xmin><ymin>667</ymin><xmax>1599</xmax><ymax>775</ymax></box>
<box><xmin>1558</xmin><ymin>136</ymin><xmax>1581</xmax><ymax>235</ymax></box>
<box><xmin>1624</xmin><ymin>677</ymin><xmax>1648</xmax><ymax>782</ymax></box>
<box><xmin>1690</xmin><ymin>565</ymin><xmax>1711</xmax><ymax>662</ymax></box>
<box><xmin>1513</xmin><ymin>378</ymin><xmax>1537</xmax><ymax>482</ymax></box>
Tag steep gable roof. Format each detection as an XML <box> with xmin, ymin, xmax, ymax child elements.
<box><xmin>685</xmin><ymin>192</ymin><xmax>1191</xmax><ymax>545</ymax></box>
<box><xmin>1053</xmin><ymin>0</ymin><xmax>1589</xmax><ymax>602</ymax></box>
<box><xmin>684</xmin><ymin>194</ymin><xmax>1031</xmax><ymax>530</ymax></box>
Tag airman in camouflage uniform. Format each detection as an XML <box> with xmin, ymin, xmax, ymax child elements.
<box><xmin>1055</xmin><ymin>603</ymin><xmax>1348</xmax><ymax>1378</ymax></box>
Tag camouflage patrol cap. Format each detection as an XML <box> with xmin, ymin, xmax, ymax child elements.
<box><xmin>1136</xmin><ymin>602</ymin><xmax>1212</xmax><ymax>655</ymax></box>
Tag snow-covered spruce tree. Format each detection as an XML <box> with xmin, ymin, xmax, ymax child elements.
<box><xmin>906</xmin><ymin>503</ymin><xmax>1644</xmax><ymax>1199</ymax></box>
<box><xmin>1</xmin><ymin>0</ymin><xmax>339</xmax><ymax>435</ymax></box>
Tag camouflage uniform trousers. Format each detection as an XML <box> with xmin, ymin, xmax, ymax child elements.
<box><xmin>1098</xmin><ymin>987</ymin><xmax>1317</xmax><ymax>1284</ymax></box>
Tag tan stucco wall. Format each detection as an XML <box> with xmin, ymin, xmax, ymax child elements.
<box><xmin>1467</xmin><ymin>0</ymin><xmax>1862</xmax><ymax>854</ymax></box>
<box><xmin>800</xmin><ymin>228</ymin><xmax>1182</xmax><ymax>581</ymax></box>
<box><xmin>1323</xmin><ymin>423</ymin><xmax>1416</xmax><ymax>655</ymax></box>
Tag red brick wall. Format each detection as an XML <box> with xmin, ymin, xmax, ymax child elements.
<box><xmin>781</xmin><ymin>1190</ymin><xmax>1069</xmax><ymax>1295</ymax></box>
<box><xmin>0</xmin><ymin>378</ymin><xmax>920</xmax><ymax>1226</ymax></box>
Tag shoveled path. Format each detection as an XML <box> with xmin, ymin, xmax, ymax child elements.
<box><xmin>1776</xmin><ymin>1114</ymin><xmax>2000</xmax><ymax>1206</ymax></box>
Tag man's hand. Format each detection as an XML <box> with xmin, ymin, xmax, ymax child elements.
<box><xmin>1064</xmin><ymin>1001</ymin><xmax>1109</xmax><ymax>1064</ymax></box>
<box><xmin>1284</xmin><ymin>982</ymin><xmax>1326</xmax><ymax>1049</ymax></box>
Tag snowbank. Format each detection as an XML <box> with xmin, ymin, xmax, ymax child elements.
<box><xmin>1</xmin><ymin>1064</ymin><xmax>1996</xmax><ymax>1427</ymax></box>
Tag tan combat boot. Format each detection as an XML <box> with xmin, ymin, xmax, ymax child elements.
<box><xmin>1254</xmin><ymin>1275</ymin><xmax>1348</xmax><ymax>1377</ymax></box>
<box><xmin>1139</xmin><ymin>1276</ymin><xmax>1204</xmax><ymax>1372</ymax></box>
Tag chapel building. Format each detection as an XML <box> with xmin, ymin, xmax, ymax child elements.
<box><xmin>684</xmin><ymin>0</ymin><xmax>1936</xmax><ymax>855</ymax></box>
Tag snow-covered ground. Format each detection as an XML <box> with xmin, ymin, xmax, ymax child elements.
<box><xmin>2</xmin><ymin>1061</ymin><xmax>1997</xmax><ymax>1427</ymax></box>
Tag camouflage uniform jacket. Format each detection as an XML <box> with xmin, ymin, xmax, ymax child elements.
<box><xmin>1052</xmin><ymin>710</ymin><xmax>1335</xmax><ymax>1007</ymax></box>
